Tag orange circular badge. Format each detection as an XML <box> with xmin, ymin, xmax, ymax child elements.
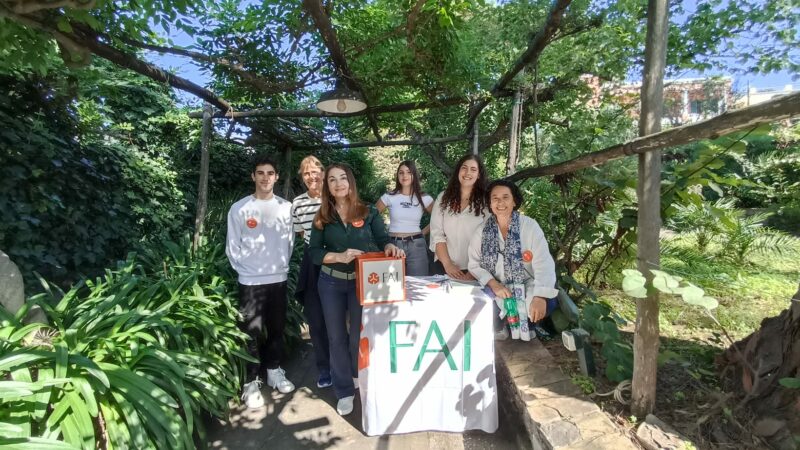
<box><xmin>522</xmin><ymin>250</ymin><xmax>533</xmax><ymax>262</ymax></box>
<box><xmin>246</xmin><ymin>218</ymin><xmax>258</xmax><ymax>229</ymax></box>
<box><xmin>352</xmin><ymin>219</ymin><xmax>365</xmax><ymax>228</ymax></box>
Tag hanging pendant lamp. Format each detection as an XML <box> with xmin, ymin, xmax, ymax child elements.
<box><xmin>316</xmin><ymin>81</ymin><xmax>367</xmax><ymax>114</ymax></box>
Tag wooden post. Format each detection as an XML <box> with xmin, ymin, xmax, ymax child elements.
<box><xmin>506</xmin><ymin>89</ymin><xmax>523</xmax><ymax>175</ymax></box>
<box><xmin>472</xmin><ymin>118</ymin><xmax>480</xmax><ymax>155</ymax></box>
<box><xmin>282</xmin><ymin>145</ymin><xmax>293</xmax><ymax>199</ymax></box>
<box><xmin>193</xmin><ymin>102</ymin><xmax>213</xmax><ymax>252</ymax></box>
<box><xmin>632</xmin><ymin>0</ymin><xmax>669</xmax><ymax>417</ymax></box>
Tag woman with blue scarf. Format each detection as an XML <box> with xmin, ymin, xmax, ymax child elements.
<box><xmin>468</xmin><ymin>180</ymin><xmax>559</xmax><ymax>339</ymax></box>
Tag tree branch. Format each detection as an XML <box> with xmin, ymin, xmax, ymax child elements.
<box><xmin>507</xmin><ymin>91</ymin><xmax>800</xmax><ymax>182</ymax></box>
<box><xmin>303</xmin><ymin>0</ymin><xmax>382</xmax><ymax>140</ymax></box>
<box><xmin>465</xmin><ymin>0</ymin><xmax>572</xmax><ymax>134</ymax></box>
<box><xmin>0</xmin><ymin>8</ymin><xmax>233</xmax><ymax>112</ymax></box>
<box><xmin>409</xmin><ymin>128</ymin><xmax>455</xmax><ymax>177</ymax></box>
<box><xmin>6</xmin><ymin>0</ymin><xmax>94</xmax><ymax>14</ymax></box>
<box><xmin>109</xmin><ymin>33</ymin><xmax>323</xmax><ymax>95</ymax></box>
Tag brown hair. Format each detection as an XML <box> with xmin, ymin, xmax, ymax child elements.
<box><xmin>389</xmin><ymin>160</ymin><xmax>426</xmax><ymax>209</ymax></box>
<box><xmin>440</xmin><ymin>154</ymin><xmax>487</xmax><ymax>217</ymax></box>
<box><xmin>314</xmin><ymin>163</ymin><xmax>369</xmax><ymax>229</ymax></box>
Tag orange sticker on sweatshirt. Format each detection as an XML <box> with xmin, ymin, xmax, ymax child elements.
<box><xmin>522</xmin><ymin>250</ymin><xmax>533</xmax><ymax>262</ymax></box>
<box><xmin>246</xmin><ymin>218</ymin><xmax>258</xmax><ymax>229</ymax></box>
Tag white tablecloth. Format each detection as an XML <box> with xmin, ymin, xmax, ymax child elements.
<box><xmin>358</xmin><ymin>276</ymin><xmax>498</xmax><ymax>436</ymax></box>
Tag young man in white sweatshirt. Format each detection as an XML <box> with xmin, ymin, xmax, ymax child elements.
<box><xmin>226</xmin><ymin>155</ymin><xmax>296</xmax><ymax>409</ymax></box>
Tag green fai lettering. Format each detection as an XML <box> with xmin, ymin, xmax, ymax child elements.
<box><xmin>414</xmin><ymin>320</ymin><xmax>457</xmax><ymax>371</ymax></box>
<box><xmin>463</xmin><ymin>320</ymin><xmax>471</xmax><ymax>371</ymax></box>
<box><xmin>389</xmin><ymin>321</ymin><xmax>416</xmax><ymax>373</ymax></box>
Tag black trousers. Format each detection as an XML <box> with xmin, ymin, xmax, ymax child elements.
<box><xmin>297</xmin><ymin>247</ymin><xmax>330</xmax><ymax>375</ymax></box>
<box><xmin>238</xmin><ymin>281</ymin><xmax>288</xmax><ymax>380</ymax></box>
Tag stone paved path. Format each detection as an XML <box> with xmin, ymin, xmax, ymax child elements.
<box><xmin>207</xmin><ymin>339</ymin><xmax>527</xmax><ymax>450</ymax></box>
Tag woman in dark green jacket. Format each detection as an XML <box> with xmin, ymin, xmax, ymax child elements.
<box><xmin>309</xmin><ymin>163</ymin><xmax>404</xmax><ymax>416</ymax></box>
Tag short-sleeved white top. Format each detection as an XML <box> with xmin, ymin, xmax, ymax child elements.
<box><xmin>380</xmin><ymin>192</ymin><xmax>434</xmax><ymax>233</ymax></box>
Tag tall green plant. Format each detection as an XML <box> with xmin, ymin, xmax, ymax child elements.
<box><xmin>0</xmin><ymin>242</ymin><xmax>252</xmax><ymax>449</ymax></box>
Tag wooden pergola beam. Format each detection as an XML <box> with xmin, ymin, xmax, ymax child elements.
<box><xmin>296</xmin><ymin>133</ymin><xmax>473</xmax><ymax>150</ymax></box>
<box><xmin>506</xmin><ymin>91</ymin><xmax>800</xmax><ymax>182</ymax></box>
<box><xmin>186</xmin><ymin>85</ymin><xmax>566</xmax><ymax>119</ymax></box>
<box><xmin>187</xmin><ymin>94</ymin><xmax>480</xmax><ymax>119</ymax></box>
<box><xmin>303</xmin><ymin>0</ymin><xmax>383</xmax><ymax>141</ymax></box>
<box><xmin>464</xmin><ymin>0</ymin><xmax>572</xmax><ymax>134</ymax></box>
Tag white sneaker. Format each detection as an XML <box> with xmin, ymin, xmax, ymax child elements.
<box><xmin>241</xmin><ymin>378</ymin><xmax>264</xmax><ymax>409</ymax></box>
<box><xmin>337</xmin><ymin>395</ymin><xmax>355</xmax><ymax>416</ymax></box>
<box><xmin>267</xmin><ymin>367</ymin><xmax>295</xmax><ymax>394</ymax></box>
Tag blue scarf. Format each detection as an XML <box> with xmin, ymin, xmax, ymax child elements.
<box><xmin>480</xmin><ymin>211</ymin><xmax>526</xmax><ymax>286</ymax></box>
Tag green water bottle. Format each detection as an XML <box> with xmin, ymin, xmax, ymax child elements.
<box><xmin>504</xmin><ymin>297</ymin><xmax>520</xmax><ymax>329</ymax></box>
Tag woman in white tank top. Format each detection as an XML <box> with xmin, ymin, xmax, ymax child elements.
<box><xmin>376</xmin><ymin>161</ymin><xmax>434</xmax><ymax>276</ymax></box>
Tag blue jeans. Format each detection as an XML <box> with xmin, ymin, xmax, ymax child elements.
<box><xmin>317</xmin><ymin>272</ymin><xmax>361</xmax><ymax>399</ymax></box>
<box><xmin>391</xmin><ymin>236</ymin><xmax>429</xmax><ymax>276</ymax></box>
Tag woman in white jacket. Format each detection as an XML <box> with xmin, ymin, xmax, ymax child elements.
<box><xmin>468</xmin><ymin>179</ymin><xmax>559</xmax><ymax>336</ymax></box>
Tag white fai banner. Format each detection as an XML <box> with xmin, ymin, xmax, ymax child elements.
<box><xmin>358</xmin><ymin>276</ymin><xmax>498</xmax><ymax>436</ymax></box>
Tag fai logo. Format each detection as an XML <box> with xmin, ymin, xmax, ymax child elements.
<box><xmin>368</xmin><ymin>272</ymin><xmax>380</xmax><ymax>284</ymax></box>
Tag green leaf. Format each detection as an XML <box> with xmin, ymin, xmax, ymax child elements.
<box><xmin>650</xmin><ymin>270</ymin><xmax>681</xmax><ymax>294</ymax></box>
<box><xmin>0</xmin><ymin>437</ymin><xmax>79</xmax><ymax>449</ymax></box>
<box><xmin>64</xmin><ymin>391</ymin><xmax>95</xmax><ymax>449</ymax></box>
<box><xmin>621</xmin><ymin>269</ymin><xmax>647</xmax><ymax>298</ymax></box>
<box><xmin>71</xmin><ymin>377</ymin><xmax>98</xmax><ymax>417</ymax></box>
<box><xmin>0</xmin><ymin>423</ymin><xmax>24</xmax><ymax>436</ymax></box>
<box><xmin>0</xmin><ymin>350</ymin><xmax>51</xmax><ymax>373</ymax></box>
<box><xmin>55</xmin><ymin>343</ymin><xmax>68</xmax><ymax>379</ymax></box>
<box><xmin>0</xmin><ymin>381</ymin><xmax>35</xmax><ymax>399</ymax></box>
<box><xmin>8</xmin><ymin>323</ymin><xmax>49</xmax><ymax>343</ymax></box>
<box><xmin>56</xmin><ymin>19</ymin><xmax>73</xmax><ymax>34</ymax></box>
<box><xmin>677</xmin><ymin>280</ymin><xmax>718</xmax><ymax>310</ymax></box>
<box><xmin>778</xmin><ymin>377</ymin><xmax>800</xmax><ymax>389</ymax></box>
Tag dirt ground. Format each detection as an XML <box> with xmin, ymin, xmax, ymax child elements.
<box><xmin>540</xmin><ymin>336</ymin><xmax>777</xmax><ymax>450</ymax></box>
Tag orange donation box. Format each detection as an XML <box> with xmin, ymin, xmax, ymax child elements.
<box><xmin>355</xmin><ymin>252</ymin><xmax>406</xmax><ymax>305</ymax></box>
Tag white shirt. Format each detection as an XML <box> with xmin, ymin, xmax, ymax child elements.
<box><xmin>380</xmin><ymin>192</ymin><xmax>434</xmax><ymax>233</ymax></box>
<box><xmin>428</xmin><ymin>192</ymin><xmax>487</xmax><ymax>270</ymax></box>
<box><xmin>467</xmin><ymin>214</ymin><xmax>559</xmax><ymax>301</ymax></box>
<box><xmin>226</xmin><ymin>195</ymin><xmax>294</xmax><ymax>285</ymax></box>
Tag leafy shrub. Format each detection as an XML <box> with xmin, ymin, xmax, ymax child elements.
<box><xmin>0</xmin><ymin>240</ymin><xmax>251</xmax><ymax>449</ymax></box>
<box><xmin>579</xmin><ymin>301</ymin><xmax>632</xmax><ymax>382</ymax></box>
<box><xmin>667</xmin><ymin>198</ymin><xmax>736</xmax><ymax>251</ymax></box>
<box><xmin>718</xmin><ymin>211</ymin><xmax>798</xmax><ymax>266</ymax></box>
<box><xmin>0</xmin><ymin>74</ymin><xmax>189</xmax><ymax>288</ymax></box>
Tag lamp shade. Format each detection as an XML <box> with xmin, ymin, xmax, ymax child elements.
<box><xmin>316</xmin><ymin>84</ymin><xmax>367</xmax><ymax>114</ymax></box>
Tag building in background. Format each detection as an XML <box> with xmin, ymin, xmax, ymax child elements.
<box><xmin>609</xmin><ymin>77</ymin><xmax>733</xmax><ymax>127</ymax></box>
<box><xmin>735</xmin><ymin>84</ymin><xmax>799</xmax><ymax>108</ymax></box>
